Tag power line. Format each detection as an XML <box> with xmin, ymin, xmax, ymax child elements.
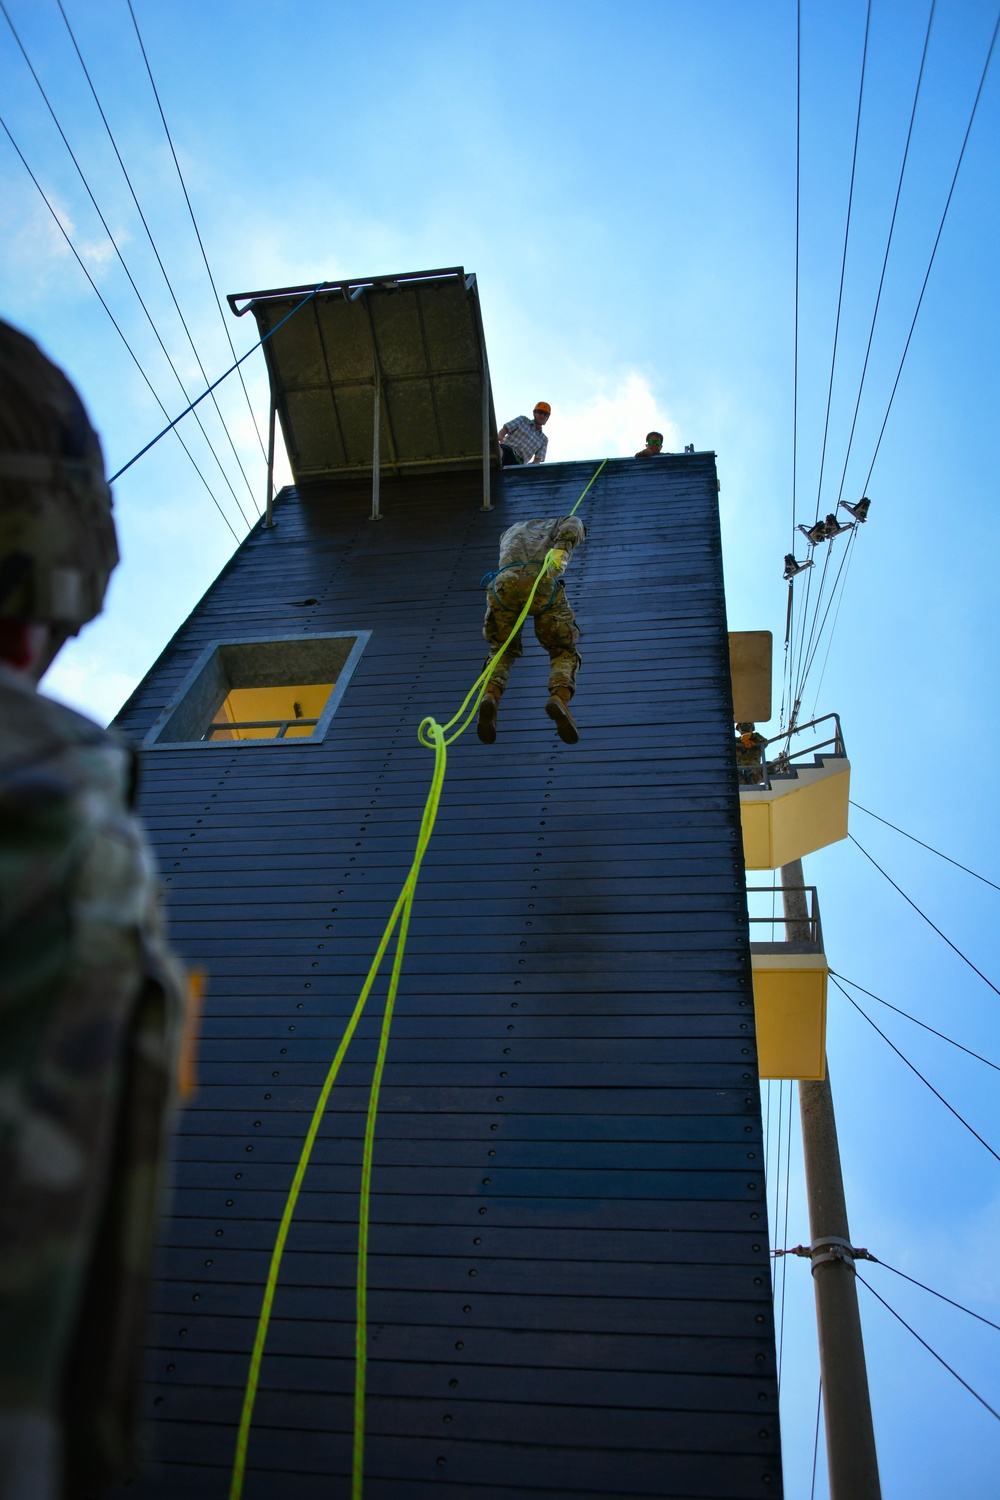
<box><xmin>56</xmin><ymin>0</ymin><xmax>260</xmax><ymax>515</ymax></box>
<box><xmin>807</xmin><ymin>525</ymin><xmax>859</xmax><ymax>716</ymax></box>
<box><xmin>832</xmin><ymin>977</ymin><xmax>1000</xmax><ymax>1165</ymax></box>
<box><xmin>833</xmin><ymin>0</ymin><xmax>937</xmax><ymax>511</ymax></box>
<box><xmin>0</xmin><ymin>0</ymin><xmax>252</xmax><ymax>529</ymax></box>
<box><xmin>777</xmin><ymin>1080</ymin><xmax>794</xmax><ymax>1387</ymax></box>
<box><xmin>862</xmin><ymin>8</ymin><xmax>1000</xmax><ymax>495</ymax></box>
<box><xmin>875</xmin><ymin>1259</ymin><xmax>1000</xmax><ymax>1337</ymax></box>
<box><xmin>811</xmin><ymin>0</ymin><xmax>872</xmax><ymax>525</ymax></box>
<box><xmin>796</xmin><ymin>5</ymin><xmax>997</xmax><ymax>703</ymax></box>
<box><xmin>0</xmin><ymin>111</ymin><xmax>240</xmax><ymax>544</ymax></box>
<box><xmin>809</xmin><ymin>1378</ymin><xmax>822</xmax><ymax>1500</ymax></box>
<box><xmin>857</xmin><ymin>1270</ymin><xmax>1000</xmax><ymax>1423</ymax></box>
<box><xmin>791</xmin><ymin>0</ymin><xmax>801</xmax><ymax>550</ymax></box>
<box><xmin>850</xmin><ymin>835</ymin><xmax>1000</xmax><ymax>1000</ymax></box>
<box><xmin>850</xmin><ymin>801</ymin><xmax>1000</xmax><ymax>894</ymax></box>
<box><xmin>108</xmin><ymin>284</ymin><xmax>326</xmax><ymax>482</ymax></box>
<box><xmin>832</xmin><ymin>971</ymin><xmax>1000</xmax><ymax>1076</ymax></box>
<box><xmin>771</xmin><ymin>1080</ymin><xmax>785</xmax><ymax>1315</ymax></box>
<box><xmin>127</xmin><ymin>0</ymin><xmax>269</xmax><ymax>469</ymax></box>
<box><xmin>791</xmin><ymin>522</ymin><xmax>836</xmax><ymax>706</ymax></box>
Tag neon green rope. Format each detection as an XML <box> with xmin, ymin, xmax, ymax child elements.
<box><xmin>230</xmin><ymin>460</ymin><xmax>606</xmax><ymax>1500</ymax></box>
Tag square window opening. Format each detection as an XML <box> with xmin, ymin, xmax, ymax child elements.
<box><xmin>143</xmin><ymin>632</ymin><xmax>369</xmax><ymax>749</ymax></box>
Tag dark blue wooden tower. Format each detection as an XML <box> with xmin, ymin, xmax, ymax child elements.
<box><xmin>115</xmin><ymin>454</ymin><xmax>781</xmax><ymax>1499</ymax></box>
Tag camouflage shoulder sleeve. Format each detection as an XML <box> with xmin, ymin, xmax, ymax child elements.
<box><xmin>0</xmin><ymin>680</ymin><xmax>187</xmax><ymax>1481</ymax></box>
<box><xmin>497</xmin><ymin>518</ymin><xmax>571</xmax><ymax>567</ymax></box>
<box><xmin>551</xmin><ymin>516</ymin><xmax>586</xmax><ymax>555</ymax></box>
<box><xmin>0</xmin><ymin>677</ymin><xmax>185</xmax><ymax>1020</ymax></box>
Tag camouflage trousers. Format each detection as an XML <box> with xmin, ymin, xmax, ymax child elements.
<box><xmin>0</xmin><ymin>970</ymin><xmax>182</xmax><ymax>1498</ymax></box>
<box><xmin>482</xmin><ymin>566</ymin><xmax>582</xmax><ymax>699</ymax></box>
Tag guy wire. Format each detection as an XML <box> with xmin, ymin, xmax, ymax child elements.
<box><xmin>55</xmin><ymin>0</ymin><xmax>261</xmax><ymax>513</ymax></box>
<box><xmin>861</xmin><ymin>8</ymin><xmax>1000</xmax><ymax>497</ymax></box>
<box><xmin>832</xmin><ymin>0</ymin><xmax>937</xmax><ymax>512</ymax></box>
<box><xmin>0</xmin><ymin>111</ymin><xmax>240</xmax><ymax>541</ymax></box>
<box><xmin>811</xmin><ymin>0</ymin><xmax>872</xmax><ymax>525</ymax></box>
<box><xmin>128</xmin><ymin>0</ymin><xmax>270</xmax><ymax>467</ymax></box>
<box><xmin>0</xmin><ymin>0</ymin><xmax>253</xmax><ymax>526</ymax></box>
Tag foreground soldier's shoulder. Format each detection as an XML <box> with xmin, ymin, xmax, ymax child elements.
<box><xmin>0</xmin><ymin>674</ymin><xmax>130</xmax><ymax>812</ymax></box>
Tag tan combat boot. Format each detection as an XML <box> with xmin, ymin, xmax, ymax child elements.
<box><xmin>477</xmin><ymin>688</ymin><xmax>501</xmax><ymax>744</ymax></box>
<box><xmin>545</xmin><ymin>688</ymin><xmax>579</xmax><ymax>744</ymax></box>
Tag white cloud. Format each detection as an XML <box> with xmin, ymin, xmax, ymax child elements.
<box><xmin>78</xmin><ymin>234</ymin><xmax>123</xmax><ymax>273</ymax></box>
<box><xmin>41</xmin><ymin>650</ymin><xmax>139</xmax><ymax>730</ymax></box>
<box><xmin>0</xmin><ymin>177</ymin><xmax>130</xmax><ymax>291</ymax></box>
<box><xmin>536</xmin><ymin>371</ymin><xmax>679</xmax><ymax>463</ymax></box>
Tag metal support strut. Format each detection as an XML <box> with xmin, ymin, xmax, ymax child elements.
<box><xmin>370</xmin><ymin>370</ymin><xmax>382</xmax><ymax>522</ymax></box>
<box><xmin>481</xmin><ymin>345</ymin><xmax>492</xmax><ymax>512</ymax></box>
<box><xmin>264</xmin><ymin>393</ymin><xmax>277</xmax><ymax>529</ymax></box>
<box><xmin>466</xmin><ymin>271</ymin><xmax>492</xmax><ymax>511</ymax></box>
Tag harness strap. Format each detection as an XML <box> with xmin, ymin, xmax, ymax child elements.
<box><xmin>480</xmin><ymin>558</ymin><xmax>561</xmax><ymax>614</ymax></box>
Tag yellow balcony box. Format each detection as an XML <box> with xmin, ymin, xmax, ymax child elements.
<box><xmin>740</xmin><ymin>756</ymin><xmax>850</xmax><ymax>869</ymax></box>
<box><xmin>751</xmin><ymin>951</ymin><xmax>828</xmax><ymax>1081</ymax></box>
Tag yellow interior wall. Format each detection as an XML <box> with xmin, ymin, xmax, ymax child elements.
<box><xmin>210</xmin><ymin>683</ymin><xmax>335</xmax><ymax>741</ymax></box>
<box><xmin>752</xmin><ymin>964</ymin><xmax>828</xmax><ymax>1080</ymax></box>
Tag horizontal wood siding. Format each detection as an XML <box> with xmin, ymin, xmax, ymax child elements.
<box><xmin>114</xmin><ymin>456</ymin><xmax>782</xmax><ymax>1498</ymax></box>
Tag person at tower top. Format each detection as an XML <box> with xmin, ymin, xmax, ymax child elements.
<box><xmin>477</xmin><ymin>512</ymin><xmax>586</xmax><ymax>746</ymax></box>
<box><xmin>0</xmin><ymin>318</ymin><xmax>188</xmax><ymax>1499</ymax></box>
<box><xmin>735</xmin><ymin>722</ymin><xmax>768</xmax><ymax>784</ymax></box>
<box><xmin>498</xmin><ymin>403</ymin><xmax>550</xmax><ymax>466</ymax></box>
<box><xmin>635</xmin><ymin>431</ymin><xmax>664</xmax><ymax>458</ymax></box>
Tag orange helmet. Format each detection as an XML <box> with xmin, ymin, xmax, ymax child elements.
<box><xmin>533</xmin><ymin>401</ymin><xmax>551</xmax><ymax>415</ymax></box>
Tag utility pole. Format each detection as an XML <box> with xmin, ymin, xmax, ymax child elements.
<box><xmin>781</xmin><ymin>858</ymin><xmax>881</xmax><ymax>1500</ymax></box>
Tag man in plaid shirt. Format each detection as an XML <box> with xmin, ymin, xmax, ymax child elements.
<box><xmin>498</xmin><ymin>402</ymin><xmax>550</xmax><ymax>465</ymax></box>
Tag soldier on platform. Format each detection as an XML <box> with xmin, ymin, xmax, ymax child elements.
<box><xmin>477</xmin><ymin>514</ymin><xmax>586</xmax><ymax>746</ymax></box>
<box><xmin>0</xmin><ymin>320</ymin><xmax>188</xmax><ymax>1500</ymax></box>
<box><xmin>735</xmin><ymin>721</ymin><xmax>768</xmax><ymax>784</ymax></box>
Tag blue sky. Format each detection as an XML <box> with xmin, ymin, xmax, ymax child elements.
<box><xmin>2</xmin><ymin>1</ymin><xmax>999</xmax><ymax>1493</ymax></box>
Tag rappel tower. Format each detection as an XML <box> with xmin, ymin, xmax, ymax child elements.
<box><xmin>114</xmin><ymin>268</ymin><xmax>799</xmax><ymax>1499</ymax></box>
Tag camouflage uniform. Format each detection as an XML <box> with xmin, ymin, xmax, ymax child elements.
<box><xmin>482</xmin><ymin>516</ymin><xmax>585</xmax><ymax>699</ymax></box>
<box><xmin>735</xmin><ymin>728</ymin><xmax>768</xmax><ymax>785</ymax></box>
<box><xmin>0</xmin><ymin>320</ymin><xmax>187</xmax><ymax>1499</ymax></box>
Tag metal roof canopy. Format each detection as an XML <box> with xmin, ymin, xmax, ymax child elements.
<box><xmin>228</xmin><ymin>268</ymin><xmax>499</xmax><ymax>517</ymax></box>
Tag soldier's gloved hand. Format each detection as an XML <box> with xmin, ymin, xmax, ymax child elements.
<box><xmin>549</xmin><ymin>547</ymin><xmax>568</xmax><ymax>572</ymax></box>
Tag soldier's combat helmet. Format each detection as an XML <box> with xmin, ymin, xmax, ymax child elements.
<box><xmin>0</xmin><ymin>318</ymin><xmax>118</xmax><ymax>631</ymax></box>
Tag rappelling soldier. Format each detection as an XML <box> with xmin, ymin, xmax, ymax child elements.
<box><xmin>0</xmin><ymin>320</ymin><xmax>188</xmax><ymax>1500</ymax></box>
<box><xmin>735</xmin><ymin>722</ymin><xmax>768</xmax><ymax>784</ymax></box>
<box><xmin>477</xmin><ymin>514</ymin><xmax>586</xmax><ymax>745</ymax></box>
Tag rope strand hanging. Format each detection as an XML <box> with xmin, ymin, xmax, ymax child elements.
<box><xmin>229</xmin><ymin>461</ymin><xmax>607</xmax><ymax>1500</ymax></box>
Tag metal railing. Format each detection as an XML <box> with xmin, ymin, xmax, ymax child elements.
<box><xmin>204</xmin><ymin>717</ymin><xmax>319</xmax><ymax>742</ymax></box>
<box><xmin>740</xmin><ymin>712</ymin><xmax>846</xmax><ymax>792</ymax></box>
<box><xmin>746</xmin><ymin>884</ymin><xmax>824</xmax><ymax>951</ymax></box>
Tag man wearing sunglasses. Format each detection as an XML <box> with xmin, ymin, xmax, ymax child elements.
<box><xmin>635</xmin><ymin>431</ymin><xmax>665</xmax><ymax>458</ymax></box>
<box><xmin>498</xmin><ymin>402</ymin><xmax>550</xmax><ymax>466</ymax></box>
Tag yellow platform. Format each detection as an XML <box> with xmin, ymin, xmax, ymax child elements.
<box><xmin>751</xmin><ymin>952</ymin><xmax>828</xmax><ymax>1080</ymax></box>
<box><xmin>740</xmin><ymin>757</ymin><xmax>850</xmax><ymax>869</ymax></box>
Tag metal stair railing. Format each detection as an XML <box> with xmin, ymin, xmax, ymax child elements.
<box><xmin>742</xmin><ymin>712</ymin><xmax>846</xmax><ymax>793</ymax></box>
<box><xmin>746</xmin><ymin>884</ymin><xmax>824</xmax><ymax>953</ymax></box>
